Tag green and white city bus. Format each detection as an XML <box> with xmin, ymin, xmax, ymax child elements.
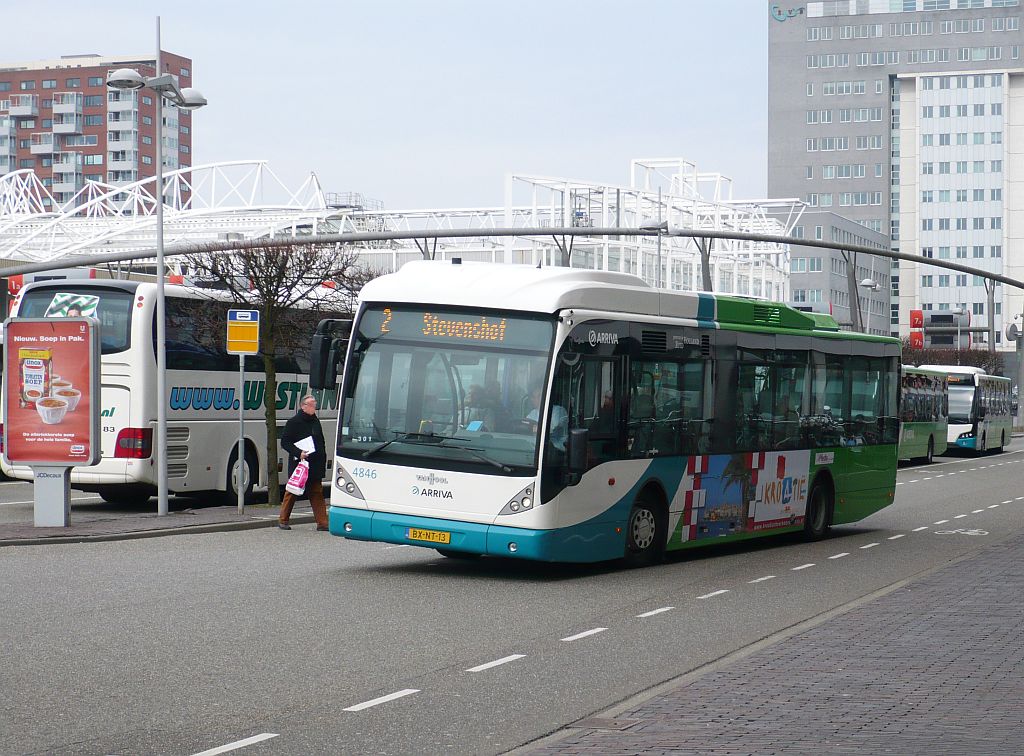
<box><xmin>920</xmin><ymin>365</ymin><xmax>1012</xmax><ymax>454</ymax></box>
<box><xmin>897</xmin><ymin>366</ymin><xmax>948</xmax><ymax>463</ymax></box>
<box><xmin>324</xmin><ymin>261</ymin><xmax>900</xmax><ymax>564</ymax></box>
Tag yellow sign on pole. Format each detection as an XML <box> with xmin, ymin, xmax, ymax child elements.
<box><xmin>227</xmin><ymin>309</ymin><xmax>260</xmax><ymax>355</ymax></box>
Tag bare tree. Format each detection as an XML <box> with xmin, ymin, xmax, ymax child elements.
<box><xmin>184</xmin><ymin>242</ymin><xmax>374</xmax><ymax>507</ymax></box>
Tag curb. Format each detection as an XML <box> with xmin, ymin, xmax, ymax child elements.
<box><xmin>0</xmin><ymin>512</ymin><xmax>316</xmax><ymax>547</ymax></box>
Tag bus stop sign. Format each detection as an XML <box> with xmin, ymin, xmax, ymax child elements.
<box><xmin>227</xmin><ymin>309</ymin><xmax>260</xmax><ymax>355</ymax></box>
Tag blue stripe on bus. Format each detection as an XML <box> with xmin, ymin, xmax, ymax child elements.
<box><xmin>328</xmin><ymin>506</ymin><xmax>629</xmax><ymax>562</ymax></box>
<box><xmin>329</xmin><ymin>459</ymin><xmax>690</xmax><ymax>563</ymax></box>
<box><xmin>697</xmin><ymin>293</ymin><xmax>715</xmax><ymax>322</ymax></box>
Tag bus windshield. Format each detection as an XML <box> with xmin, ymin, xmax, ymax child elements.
<box><xmin>17</xmin><ymin>285</ymin><xmax>134</xmax><ymax>354</ymax></box>
<box><xmin>948</xmin><ymin>384</ymin><xmax>975</xmax><ymax>424</ymax></box>
<box><xmin>338</xmin><ymin>305</ymin><xmax>554</xmax><ymax>472</ymax></box>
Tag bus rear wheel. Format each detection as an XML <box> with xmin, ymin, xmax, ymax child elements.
<box><xmin>996</xmin><ymin>431</ymin><xmax>1006</xmax><ymax>453</ymax></box>
<box><xmin>923</xmin><ymin>437</ymin><xmax>934</xmax><ymax>464</ymax></box>
<box><xmin>624</xmin><ymin>492</ymin><xmax>666</xmax><ymax>567</ymax></box>
<box><xmin>803</xmin><ymin>478</ymin><xmax>832</xmax><ymax>541</ymax></box>
<box><xmin>98</xmin><ymin>488</ymin><xmax>153</xmax><ymax>506</ymax></box>
<box><xmin>221</xmin><ymin>447</ymin><xmax>256</xmax><ymax>505</ymax></box>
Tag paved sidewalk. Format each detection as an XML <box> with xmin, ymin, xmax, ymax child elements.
<box><xmin>525</xmin><ymin>533</ymin><xmax>1024</xmax><ymax>755</ymax></box>
<box><xmin>0</xmin><ymin>501</ymin><xmax>316</xmax><ymax>546</ymax></box>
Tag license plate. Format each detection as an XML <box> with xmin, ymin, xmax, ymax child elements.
<box><xmin>406</xmin><ymin>527</ymin><xmax>451</xmax><ymax>544</ymax></box>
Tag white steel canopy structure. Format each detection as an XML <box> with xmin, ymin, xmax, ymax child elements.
<box><xmin>0</xmin><ymin>157</ymin><xmax>801</xmax><ymax>299</ymax></box>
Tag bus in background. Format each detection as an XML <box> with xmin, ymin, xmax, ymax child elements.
<box><xmin>321</xmin><ymin>261</ymin><xmax>901</xmax><ymax>565</ymax></box>
<box><xmin>897</xmin><ymin>366</ymin><xmax>948</xmax><ymax>463</ymax></box>
<box><xmin>919</xmin><ymin>365</ymin><xmax>1012</xmax><ymax>454</ymax></box>
<box><xmin>1</xmin><ymin>280</ymin><xmax>342</xmax><ymax>504</ymax></box>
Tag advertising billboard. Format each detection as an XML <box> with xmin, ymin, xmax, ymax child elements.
<box><xmin>3</xmin><ymin>317</ymin><xmax>101</xmax><ymax>466</ymax></box>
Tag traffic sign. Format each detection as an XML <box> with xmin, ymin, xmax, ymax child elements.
<box><xmin>227</xmin><ymin>309</ymin><xmax>260</xmax><ymax>355</ymax></box>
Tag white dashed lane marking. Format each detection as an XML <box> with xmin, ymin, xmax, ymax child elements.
<box><xmin>860</xmin><ymin>543</ymin><xmax>879</xmax><ymax>550</ymax></box>
<box><xmin>696</xmin><ymin>589</ymin><xmax>730</xmax><ymax>599</ymax></box>
<box><xmin>972</xmin><ymin>509</ymin><xmax>985</xmax><ymax>513</ymax></box>
<box><xmin>913</xmin><ymin>526</ymin><xmax>930</xmax><ymax>532</ymax></box>
<box><xmin>344</xmin><ymin>689</ymin><xmax>419</xmax><ymax>712</ymax></box>
<box><xmin>888</xmin><ymin>534</ymin><xmax>906</xmax><ymax>540</ymax></box>
<box><xmin>828</xmin><ymin>553</ymin><xmax>849</xmax><ymax>559</ymax></box>
<box><xmin>636</xmin><ymin>607</ymin><xmax>673</xmax><ymax>618</ymax></box>
<box><xmin>561</xmin><ymin>628</ymin><xmax>607</xmax><ymax>642</ymax></box>
<box><xmin>954</xmin><ymin>514</ymin><xmax>968</xmax><ymax>519</ymax></box>
<box><xmin>791</xmin><ymin>563</ymin><xmax>815</xmax><ymax>571</ymax></box>
<box><xmin>935</xmin><ymin>519</ymin><xmax>950</xmax><ymax>524</ymax></box>
<box><xmin>190</xmin><ymin>734</ymin><xmax>279</xmax><ymax>756</ymax></box>
<box><xmin>466</xmin><ymin>654</ymin><xmax>525</xmax><ymax>673</ymax></box>
<box><xmin>748</xmin><ymin>575</ymin><xmax>776</xmax><ymax>584</ymax></box>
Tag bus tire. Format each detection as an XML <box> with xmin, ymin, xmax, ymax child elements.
<box><xmin>222</xmin><ymin>446</ymin><xmax>257</xmax><ymax>505</ymax></box>
<box><xmin>979</xmin><ymin>433</ymin><xmax>987</xmax><ymax>455</ymax></box>
<box><xmin>923</xmin><ymin>437</ymin><xmax>934</xmax><ymax>464</ymax></box>
<box><xmin>436</xmin><ymin>549</ymin><xmax>481</xmax><ymax>560</ymax></box>
<box><xmin>623</xmin><ymin>490</ymin><xmax>666</xmax><ymax>567</ymax></box>
<box><xmin>996</xmin><ymin>430</ymin><xmax>1005</xmax><ymax>454</ymax></box>
<box><xmin>803</xmin><ymin>478</ymin><xmax>832</xmax><ymax>541</ymax></box>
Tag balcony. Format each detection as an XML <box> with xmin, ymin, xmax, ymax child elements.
<box><xmin>30</xmin><ymin>132</ymin><xmax>57</xmax><ymax>154</ymax></box>
<box><xmin>52</xmin><ymin>92</ymin><xmax>83</xmax><ymax>115</ymax></box>
<box><xmin>52</xmin><ymin>177</ymin><xmax>83</xmax><ymax>194</ymax></box>
<box><xmin>106</xmin><ymin>111</ymin><xmax>136</xmax><ymax>125</ymax></box>
<box><xmin>7</xmin><ymin>94</ymin><xmax>39</xmax><ymax>117</ymax></box>
<box><xmin>106</xmin><ymin>170</ymin><xmax>138</xmax><ymax>185</ymax></box>
<box><xmin>106</xmin><ymin>129</ymin><xmax>137</xmax><ymax>151</ymax></box>
<box><xmin>52</xmin><ymin>151</ymin><xmax>83</xmax><ymax>171</ymax></box>
<box><xmin>106</xmin><ymin>92</ymin><xmax>136</xmax><ymax>112</ymax></box>
<box><xmin>107</xmin><ymin>150</ymin><xmax>138</xmax><ymax>171</ymax></box>
<box><xmin>53</xmin><ymin>115</ymin><xmax>83</xmax><ymax>135</ymax></box>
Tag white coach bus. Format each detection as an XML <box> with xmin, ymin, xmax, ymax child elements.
<box><xmin>1</xmin><ymin>279</ymin><xmax>340</xmax><ymax>504</ymax></box>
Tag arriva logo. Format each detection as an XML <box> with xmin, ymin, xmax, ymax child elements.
<box><xmin>770</xmin><ymin>4</ymin><xmax>804</xmax><ymax>21</ymax></box>
<box><xmin>412</xmin><ymin>486</ymin><xmax>454</xmax><ymax>499</ymax></box>
<box><xmin>588</xmin><ymin>330</ymin><xmax>619</xmax><ymax>347</ymax></box>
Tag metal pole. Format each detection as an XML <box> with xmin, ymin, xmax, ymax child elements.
<box><xmin>987</xmin><ymin>280</ymin><xmax>996</xmax><ymax>356</ymax></box>
<box><xmin>656</xmin><ymin>187</ymin><xmax>662</xmax><ymax>289</ymax></box>
<box><xmin>154</xmin><ymin>17</ymin><xmax>168</xmax><ymax>517</ymax></box>
<box><xmin>1017</xmin><ymin>328</ymin><xmax>1024</xmax><ymax>428</ymax></box>
<box><xmin>238</xmin><ymin>354</ymin><xmax>245</xmax><ymax>513</ymax></box>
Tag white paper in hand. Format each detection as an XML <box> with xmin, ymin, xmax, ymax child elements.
<box><xmin>294</xmin><ymin>436</ymin><xmax>316</xmax><ymax>453</ymax></box>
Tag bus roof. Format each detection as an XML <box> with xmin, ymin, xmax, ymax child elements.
<box><xmin>902</xmin><ymin>365</ymin><xmax>951</xmax><ymax>378</ymax></box>
<box><xmin>359</xmin><ymin>260</ymin><xmax>895</xmax><ymax>342</ymax></box>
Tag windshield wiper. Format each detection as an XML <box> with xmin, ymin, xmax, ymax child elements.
<box><xmin>438</xmin><ymin>440</ymin><xmax>512</xmax><ymax>473</ymax></box>
<box><xmin>361</xmin><ymin>432</ymin><xmax>513</xmax><ymax>472</ymax></box>
<box><xmin>362</xmin><ymin>431</ymin><xmax>445</xmax><ymax>459</ymax></box>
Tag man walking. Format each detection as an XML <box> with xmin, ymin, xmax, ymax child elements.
<box><xmin>278</xmin><ymin>394</ymin><xmax>329</xmax><ymax>531</ymax></box>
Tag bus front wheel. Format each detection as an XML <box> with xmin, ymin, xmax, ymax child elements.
<box><xmin>624</xmin><ymin>492</ymin><xmax>666</xmax><ymax>567</ymax></box>
<box><xmin>924</xmin><ymin>437</ymin><xmax>934</xmax><ymax>464</ymax></box>
<box><xmin>803</xmin><ymin>479</ymin><xmax>833</xmax><ymax>541</ymax></box>
<box><xmin>436</xmin><ymin>549</ymin><xmax>481</xmax><ymax>560</ymax></box>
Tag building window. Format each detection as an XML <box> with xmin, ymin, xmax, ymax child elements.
<box><xmin>142</xmin><ymin>135</ymin><xmax>152</xmax><ymax>145</ymax></box>
<box><xmin>142</xmin><ymin>95</ymin><xmax>152</xmax><ymax>106</ymax></box>
<box><xmin>42</xmin><ymin>79</ymin><xmax>56</xmax><ymax>89</ymax></box>
<box><xmin>83</xmin><ymin>95</ymin><xmax>103</xmax><ymax>107</ymax></box>
<box><xmin>84</xmin><ymin>115</ymin><xmax>103</xmax><ymax>126</ymax></box>
<box><xmin>991</xmin><ymin>245</ymin><xmax>1002</xmax><ymax>258</ymax></box>
<box><xmin>88</xmin><ymin>76</ymin><xmax>103</xmax><ymax>87</ymax></box>
<box><xmin>142</xmin><ymin>115</ymin><xmax>152</xmax><ymax>125</ymax></box>
<box><xmin>84</xmin><ymin>154</ymin><xmax>103</xmax><ymax>165</ymax></box>
<box><xmin>991</xmin><ymin>217</ymin><xmax>1003</xmax><ymax>229</ymax></box>
<box><xmin>65</xmin><ymin>77</ymin><xmax>80</xmax><ymax>88</ymax></box>
<box><xmin>180</xmin><ymin>67</ymin><xmax>190</xmax><ymax>77</ymax></box>
<box><xmin>20</xmin><ymin>81</ymin><xmax>36</xmax><ymax>90</ymax></box>
<box><xmin>142</xmin><ymin>155</ymin><xmax>153</xmax><ymax>165</ymax></box>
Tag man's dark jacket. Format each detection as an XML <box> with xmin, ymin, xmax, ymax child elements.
<box><xmin>281</xmin><ymin>408</ymin><xmax>327</xmax><ymax>481</ymax></box>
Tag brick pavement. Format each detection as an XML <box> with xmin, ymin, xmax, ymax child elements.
<box><xmin>0</xmin><ymin>501</ymin><xmax>315</xmax><ymax>545</ymax></box>
<box><xmin>526</xmin><ymin>534</ymin><xmax>1024</xmax><ymax>755</ymax></box>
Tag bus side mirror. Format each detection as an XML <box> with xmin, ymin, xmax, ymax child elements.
<box><xmin>309</xmin><ymin>318</ymin><xmax>351</xmax><ymax>390</ymax></box>
<box><xmin>567</xmin><ymin>428</ymin><xmax>589</xmax><ymax>473</ymax></box>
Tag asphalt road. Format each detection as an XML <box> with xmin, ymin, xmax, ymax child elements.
<box><xmin>3</xmin><ymin>443</ymin><xmax>1023</xmax><ymax>755</ymax></box>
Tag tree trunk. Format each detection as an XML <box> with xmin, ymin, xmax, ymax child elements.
<box><xmin>263</xmin><ymin>327</ymin><xmax>281</xmax><ymax>508</ymax></box>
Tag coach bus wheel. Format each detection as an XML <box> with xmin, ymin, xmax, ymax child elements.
<box><xmin>924</xmin><ymin>437</ymin><xmax>934</xmax><ymax>464</ymax></box>
<box><xmin>624</xmin><ymin>492</ymin><xmax>665</xmax><ymax>567</ymax></box>
<box><xmin>803</xmin><ymin>479</ymin><xmax>832</xmax><ymax>541</ymax></box>
<box><xmin>997</xmin><ymin>431</ymin><xmax>1006</xmax><ymax>453</ymax></box>
<box><xmin>436</xmin><ymin>549</ymin><xmax>481</xmax><ymax>560</ymax></box>
<box><xmin>222</xmin><ymin>447</ymin><xmax>256</xmax><ymax>505</ymax></box>
<box><xmin>979</xmin><ymin>433</ymin><xmax>987</xmax><ymax>455</ymax></box>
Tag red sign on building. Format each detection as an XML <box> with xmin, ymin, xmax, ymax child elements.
<box><xmin>3</xmin><ymin>318</ymin><xmax>100</xmax><ymax>466</ymax></box>
<box><xmin>909</xmin><ymin>309</ymin><xmax>923</xmax><ymax>329</ymax></box>
<box><xmin>909</xmin><ymin>331</ymin><xmax>924</xmax><ymax>349</ymax></box>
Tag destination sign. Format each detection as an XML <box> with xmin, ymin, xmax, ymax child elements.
<box><xmin>947</xmin><ymin>374</ymin><xmax>975</xmax><ymax>386</ymax></box>
<box><xmin>358</xmin><ymin>305</ymin><xmax>551</xmax><ymax>350</ymax></box>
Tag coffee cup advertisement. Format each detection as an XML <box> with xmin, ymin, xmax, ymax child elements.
<box><xmin>3</xmin><ymin>318</ymin><xmax>99</xmax><ymax>465</ymax></box>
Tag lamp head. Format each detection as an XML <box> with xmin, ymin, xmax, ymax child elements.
<box><xmin>639</xmin><ymin>220</ymin><xmax>668</xmax><ymax>232</ymax></box>
<box><xmin>177</xmin><ymin>88</ymin><xmax>207</xmax><ymax>111</ymax></box>
<box><xmin>106</xmin><ymin>68</ymin><xmax>146</xmax><ymax>91</ymax></box>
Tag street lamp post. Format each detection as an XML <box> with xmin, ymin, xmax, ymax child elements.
<box><xmin>107</xmin><ymin>18</ymin><xmax>206</xmax><ymax>516</ymax></box>
<box><xmin>952</xmin><ymin>307</ymin><xmax>965</xmax><ymax>365</ymax></box>
<box><xmin>857</xmin><ymin>277</ymin><xmax>881</xmax><ymax>334</ymax></box>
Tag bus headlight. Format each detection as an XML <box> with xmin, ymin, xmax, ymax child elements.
<box><xmin>498</xmin><ymin>484</ymin><xmax>537</xmax><ymax>516</ymax></box>
<box><xmin>335</xmin><ymin>465</ymin><xmax>366</xmax><ymax>500</ymax></box>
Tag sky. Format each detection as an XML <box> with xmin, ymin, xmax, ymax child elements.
<box><xmin>4</xmin><ymin>0</ymin><xmax>770</xmax><ymax>210</ymax></box>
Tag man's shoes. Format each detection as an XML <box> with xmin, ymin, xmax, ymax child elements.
<box><xmin>278</xmin><ymin>523</ymin><xmax>291</xmax><ymax>530</ymax></box>
<box><xmin>316</xmin><ymin>526</ymin><xmax>329</xmax><ymax>531</ymax></box>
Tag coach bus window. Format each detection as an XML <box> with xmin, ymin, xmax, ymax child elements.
<box><xmin>735</xmin><ymin>350</ymin><xmax>771</xmax><ymax>451</ymax></box>
<box><xmin>772</xmin><ymin>354</ymin><xmax>807</xmax><ymax>450</ymax></box>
